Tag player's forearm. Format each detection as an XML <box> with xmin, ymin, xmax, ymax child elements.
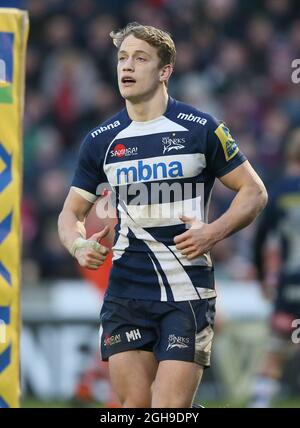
<box><xmin>58</xmin><ymin>209</ymin><xmax>87</xmax><ymax>255</ymax></box>
<box><xmin>210</xmin><ymin>183</ymin><xmax>268</xmax><ymax>243</ymax></box>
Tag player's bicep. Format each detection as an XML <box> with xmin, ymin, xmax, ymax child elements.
<box><xmin>72</xmin><ymin>133</ymin><xmax>106</xmax><ymax>196</ymax></box>
<box><xmin>218</xmin><ymin>160</ymin><xmax>265</xmax><ymax>192</ymax></box>
<box><xmin>62</xmin><ymin>187</ymin><xmax>95</xmax><ymax>221</ymax></box>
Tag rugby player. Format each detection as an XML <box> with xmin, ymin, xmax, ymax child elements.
<box><xmin>58</xmin><ymin>23</ymin><xmax>268</xmax><ymax>408</ymax></box>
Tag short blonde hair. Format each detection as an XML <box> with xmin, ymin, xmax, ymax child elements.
<box><xmin>110</xmin><ymin>22</ymin><xmax>176</xmax><ymax>67</ymax></box>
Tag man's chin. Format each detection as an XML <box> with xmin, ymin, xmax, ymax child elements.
<box><xmin>121</xmin><ymin>91</ymin><xmax>144</xmax><ymax>103</ymax></box>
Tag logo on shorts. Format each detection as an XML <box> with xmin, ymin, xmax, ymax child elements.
<box><xmin>125</xmin><ymin>329</ymin><xmax>141</xmax><ymax>342</ymax></box>
<box><xmin>166</xmin><ymin>334</ymin><xmax>189</xmax><ymax>351</ymax></box>
<box><xmin>104</xmin><ymin>334</ymin><xmax>121</xmax><ymax>347</ymax></box>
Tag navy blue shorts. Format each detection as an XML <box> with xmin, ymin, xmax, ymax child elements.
<box><xmin>99</xmin><ymin>296</ymin><xmax>216</xmax><ymax>367</ymax></box>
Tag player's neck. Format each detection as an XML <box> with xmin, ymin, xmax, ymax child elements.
<box><xmin>125</xmin><ymin>88</ymin><xmax>169</xmax><ymax>122</ymax></box>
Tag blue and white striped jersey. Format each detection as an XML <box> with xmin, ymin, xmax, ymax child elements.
<box><xmin>72</xmin><ymin>97</ymin><xmax>247</xmax><ymax>301</ymax></box>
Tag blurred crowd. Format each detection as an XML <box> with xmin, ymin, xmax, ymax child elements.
<box><xmin>22</xmin><ymin>0</ymin><xmax>300</xmax><ymax>286</ymax></box>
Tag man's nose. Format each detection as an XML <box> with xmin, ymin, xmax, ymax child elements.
<box><xmin>122</xmin><ymin>57</ymin><xmax>134</xmax><ymax>71</ymax></box>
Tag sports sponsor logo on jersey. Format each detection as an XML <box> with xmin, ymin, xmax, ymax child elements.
<box><xmin>104</xmin><ymin>333</ymin><xmax>121</xmax><ymax>347</ymax></box>
<box><xmin>162</xmin><ymin>135</ymin><xmax>185</xmax><ymax>154</ymax></box>
<box><xmin>125</xmin><ymin>329</ymin><xmax>142</xmax><ymax>342</ymax></box>
<box><xmin>91</xmin><ymin>120</ymin><xmax>121</xmax><ymax>138</ymax></box>
<box><xmin>166</xmin><ymin>334</ymin><xmax>190</xmax><ymax>351</ymax></box>
<box><xmin>110</xmin><ymin>144</ymin><xmax>138</xmax><ymax>158</ymax></box>
<box><xmin>177</xmin><ymin>112</ymin><xmax>207</xmax><ymax>125</ymax></box>
<box><xmin>215</xmin><ymin>122</ymin><xmax>239</xmax><ymax>161</ymax></box>
<box><xmin>116</xmin><ymin>159</ymin><xmax>183</xmax><ymax>185</ymax></box>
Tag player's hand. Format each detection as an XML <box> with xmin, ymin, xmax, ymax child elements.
<box><xmin>174</xmin><ymin>215</ymin><xmax>218</xmax><ymax>260</ymax></box>
<box><xmin>74</xmin><ymin>226</ymin><xmax>110</xmax><ymax>270</ymax></box>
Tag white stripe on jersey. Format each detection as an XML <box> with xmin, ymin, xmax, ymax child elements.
<box><xmin>124</xmin><ymin>195</ymin><xmax>204</xmax><ymax>228</ymax></box>
<box><xmin>112</xmin><ymin>205</ymin><xmax>130</xmax><ymax>261</ymax></box>
<box><xmin>149</xmin><ymin>253</ymin><xmax>168</xmax><ymax>302</ymax></box>
<box><xmin>103</xmin><ymin>115</ymin><xmax>188</xmax><ymax>168</ymax></box>
<box><xmin>113</xmin><ymin>115</ymin><xmax>188</xmax><ymax>139</ymax></box>
<box><xmin>196</xmin><ymin>288</ymin><xmax>217</xmax><ymax>299</ymax></box>
<box><xmin>168</xmin><ymin>245</ymin><xmax>212</xmax><ymax>268</ymax></box>
<box><xmin>71</xmin><ymin>186</ymin><xmax>98</xmax><ymax>203</ymax></box>
<box><xmin>105</xmin><ymin>153</ymin><xmax>206</xmax><ymax>186</ymax></box>
<box><xmin>117</xmin><ymin>212</ymin><xmax>199</xmax><ymax>301</ymax></box>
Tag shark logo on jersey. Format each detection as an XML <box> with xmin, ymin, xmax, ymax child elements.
<box><xmin>162</xmin><ymin>136</ymin><xmax>185</xmax><ymax>154</ymax></box>
<box><xmin>166</xmin><ymin>334</ymin><xmax>190</xmax><ymax>351</ymax></box>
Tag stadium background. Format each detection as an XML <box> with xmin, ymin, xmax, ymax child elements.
<box><xmin>19</xmin><ymin>0</ymin><xmax>300</xmax><ymax>407</ymax></box>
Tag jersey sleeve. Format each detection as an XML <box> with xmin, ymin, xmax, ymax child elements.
<box><xmin>71</xmin><ymin>133</ymin><xmax>106</xmax><ymax>196</ymax></box>
<box><xmin>206</xmin><ymin>116</ymin><xmax>247</xmax><ymax>177</ymax></box>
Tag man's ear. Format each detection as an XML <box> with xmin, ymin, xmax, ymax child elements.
<box><xmin>160</xmin><ymin>64</ymin><xmax>173</xmax><ymax>83</ymax></box>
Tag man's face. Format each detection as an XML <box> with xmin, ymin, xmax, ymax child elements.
<box><xmin>117</xmin><ymin>35</ymin><xmax>164</xmax><ymax>102</ymax></box>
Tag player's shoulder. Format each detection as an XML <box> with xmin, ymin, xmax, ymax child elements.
<box><xmin>169</xmin><ymin>98</ymin><xmax>219</xmax><ymax>131</ymax></box>
<box><xmin>87</xmin><ymin>108</ymin><xmax>131</xmax><ymax>143</ymax></box>
<box><xmin>77</xmin><ymin>109</ymin><xmax>131</xmax><ymax>161</ymax></box>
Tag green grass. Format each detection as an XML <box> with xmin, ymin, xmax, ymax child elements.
<box><xmin>202</xmin><ymin>399</ymin><xmax>300</xmax><ymax>408</ymax></box>
<box><xmin>21</xmin><ymin>398</ymin><xmax>300</xmax><ymax>408</ymax></box>
<box><xmin>22</xmin><ymin>400</ymin><xmax>74</xmax><ymax>408</ymax></box>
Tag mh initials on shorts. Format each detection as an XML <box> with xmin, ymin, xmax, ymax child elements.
<box><xmin>126</xmin><ymin>329</ymin><xmax>142</xmax><ymax>342</ymax></box>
